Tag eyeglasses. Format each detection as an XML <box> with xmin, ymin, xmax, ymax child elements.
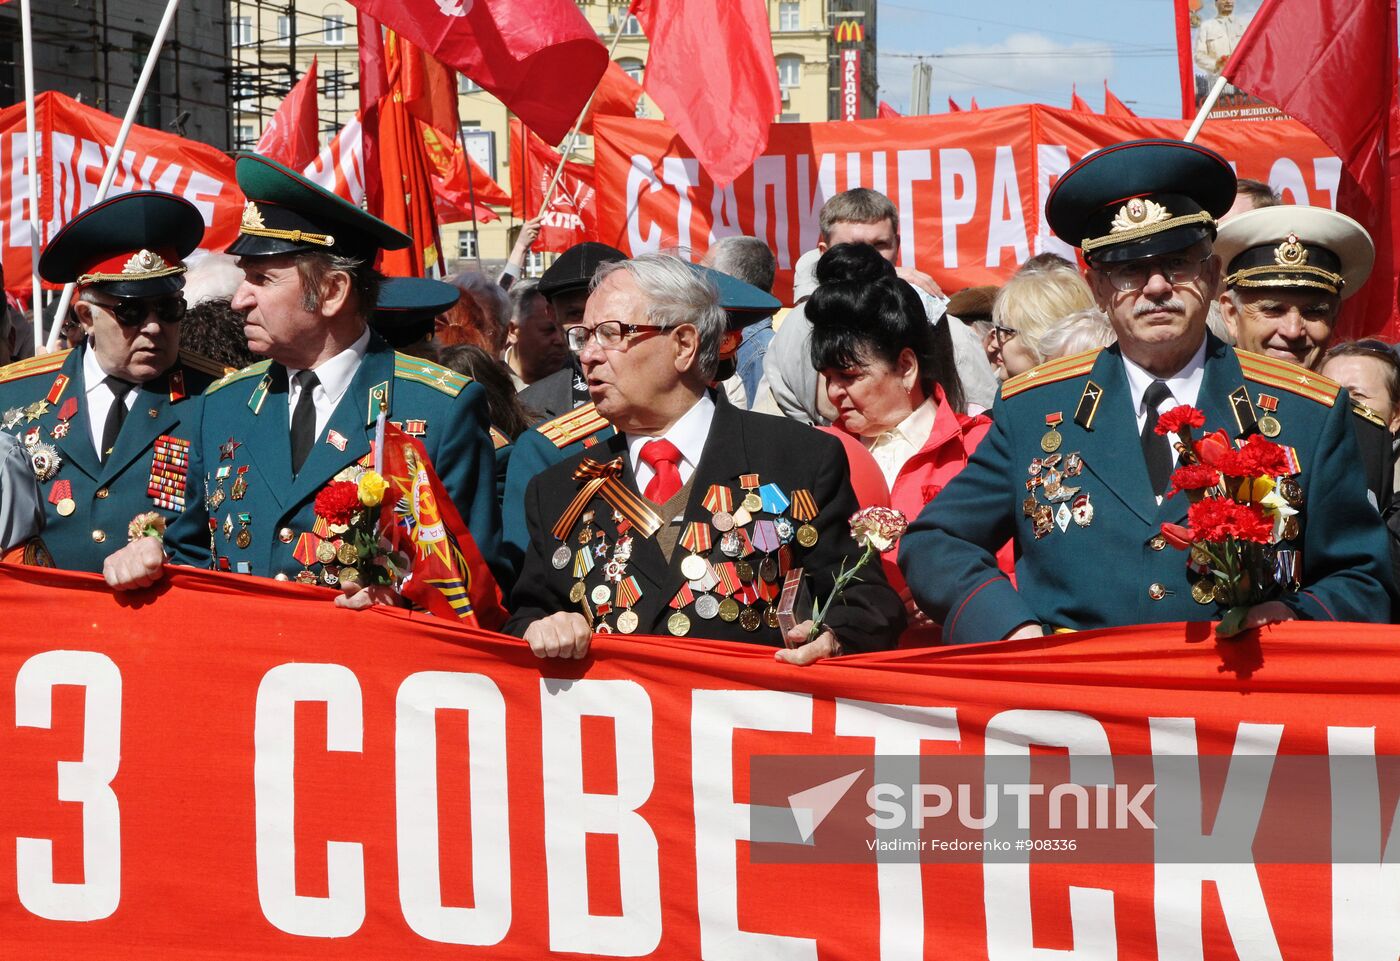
<box><xmin>565</xmin><ymin>321</ymin><xmax>674</xmax><ymax>352</ymax></box>
<box><xmin>90</xmin><ymin>296</ymin><xmax>186</xmax><ymax>327</ymax></box>
<box><xmin>991</xmin><ymin>324</ymin><xmax>1019</xmax><ymax>345</ymax></box>
<box><xmin>1103</xmin><ymin>252</ymin><xmax>1211</xmax><ymax>293</ymax></box>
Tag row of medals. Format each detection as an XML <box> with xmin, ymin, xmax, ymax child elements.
<box><xmin>554</xmin><ymin>488</ymin><xmax>819</xmax><ymax>637</ymax></box>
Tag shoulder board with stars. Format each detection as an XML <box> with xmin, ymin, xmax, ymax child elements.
<box><xmin>178</xmin><ymin>348</ymin><xmax>232</xmax><ymax>378</ymax></box>
<box><xmin>1000</xmin><ymin>347</ymin><xmax>1103</xmax><ymax>400</ymax></box>
<box><xmin>1352</xmin><ymin>401</ymin><xmax>1387</xmax><ymax>428</ymax></box>
<box><xmin>0</xmin><ymin>349</ymin><xmax>70</xmax><ymax>386</ymax></box>
<box><xmin>539</xmin><ymin>402</ymin><xmax>609</xmax><ymax>449</ymax></box>
<box><xmin>1236</xmin><ymin>350</ymin><xmax>1340</xmax><ymax>407</ymax></box>
<box><xmin>205</xmin><ymin>359</ymin><xmax>272</xmax><ymax>395</ymax></box>
<box><xmin>393</xmin><ymin>353</ymin><xmax>471</xmax><ymax>397</ymax></box>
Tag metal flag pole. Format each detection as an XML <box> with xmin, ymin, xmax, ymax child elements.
<box><xmin>1184</xmin><ymin>75</ymin><xmax>1229</xmax><ymax>144</ymax></box>
<box><xmin>44</xmin><ymin>0</ymin><xmax>184</xmax><ymax>352</ymax></box>
<box><xmin>455</xmin><ymin>123</ymin><xmax>484</xmax><ymax>272</ymax></box>
<box><xmin>537</xmin><ymin>17</ymin><xmax>628</xmax><ymax>215</ymax></box>
<box><xmin>18</xmin><ymin>0</ymin><xmax>42</xmax><ymax>354</ymax></box>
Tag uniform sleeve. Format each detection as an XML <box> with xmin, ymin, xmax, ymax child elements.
<box><xmin>164</xmin><ymin>395</ymin><xmax>211</xmax><ymax>568</ymax></box>
<box><xmin>899</xmin><ymin>395</ymin><xmax>1039</xmax><ymax>643</ymax></box>
<box><xmin>1290</xmin><ymin>390</ymin><xmax>1392</xmax><ymax>622</ymax></box>
<box><xmin>434</xmin><ymin>380</ymin><xmax>506</xmax><ymax>586</ymax></box>
<box><xmin>502</xmin><ymin>471</ymin><xmax>571</xmax><ymax>636</ymax></box>
<box><xmin>0</xmin><ymin>433</ymin><xmax>43</xmax><ymax>550</ymax></box>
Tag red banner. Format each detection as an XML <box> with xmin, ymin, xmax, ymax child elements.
<box><xmin>0</xmin><ymin>92</ymin><xmax>241</xmax><ymax>298</ymax></box>
<box><xmin>594</xmin><ymin>105</ymin><xmax>1338</xmax><ymax>303</ymax></box>
<box><xmin>509</xmin><ymin>119</ymin><xmax>597</xmax><ymax>253</ymax></box>
<box><xmin>5</xmin><ymin>563</ymin><xmax>1400</xmax><ymax>958</ymax></box>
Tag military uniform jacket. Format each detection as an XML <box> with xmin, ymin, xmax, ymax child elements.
<box><xmin>505</xmin><ymin>397</ymin><xmax>906</xmax><ymax>651</ymax></box>
<box><xmin>900</xmin><ymin>336</ymin><xmax>1391</xmax><ymax>644</ymax></box>
<box><xmin>165</xmin><ymin>335</ymin><xmax>504</xmax><ymax>583</ymax></box>
<box><xmin>0</xmin><ymin>346</ymin><xmax>220</xmax><ymax>572</ymax></box>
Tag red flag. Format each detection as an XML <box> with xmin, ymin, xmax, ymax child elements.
<box><xmin>377</xmin><ymin>93</ymin><xmax>442</xmax><ymax>276</ymax></box>
<box><xmin>970</xmin><ymin>97</ymin><xmax>981</xmax><ymax>111</ymax></box>
<box><xmin>255</xmin><ymin>58</ymin><xmax>320</xmax><ymax>172</ymax></box>
<box><xmin>1071</xmin><ymin>86</ymin><xmax>1093</xmax><ymax>113</ymax></box>
<box><xmin>401</xmin><ymin>41</ymin><xmax>460</xmax><ymax>136</ymax></box>
<box><xmin>1104</xmin><ymin>81</ymin><xmax>1136</xmax><ymax>118</ymax></box>
<box><xmin>420</xmin><ymin>122</ymin><xmax>508</xmax><ymax>224</ymax></box>
<box><xmin>303</xmin><ymin>109</ymin><xmax>369</xmax><ymax>205</ymax></box>
<box><xmin>877</xmin><ymin>101</ymin><xmax>901</xmax><ymax>119</ymax></box>
<box><xmin>345</xmin><ymin>0</ymin><xmax>606</xmax><ymax>145</ymax></box>
<box><xmin>629</xmin><ymin>0</ymin><xmax>779</xmax><ymax>187</ymax></box>
<box><xmin>357</xmin><ymin>14</ymin><xmax>388</xmax><ymax>111</ymax></box>
<box><xmin>580</xmin><ymin>60</ymin><xmax>644</xmax><ymax>135</ymax></box>
<box><xmin>378</xmin><ymin>422</ymin><xmax>507</xmax><ymax>631</ymax></box>
<box><xmin>947</xmin><ymin>97</ymin><xmax>962</xmax><ymax>112</ymax></box>
<box><xmin>1224</xmin><ymin>0</ymin><xmax>1400</xmax><ymax>339</ymax></box>
<box><xmin>509</xmin><ymin>118</ymin><xmax>597</xmax><ymax>252</ymax></box>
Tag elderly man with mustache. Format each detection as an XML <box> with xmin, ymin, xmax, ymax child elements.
<box><xmin>899</xmin><ymin>139</ymin><xmax>1390</xmax><ymax>643</ymax></box>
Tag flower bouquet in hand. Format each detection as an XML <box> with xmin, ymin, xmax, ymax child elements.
<box><xmin>313</xmin><ymin>466</ymin><xmax>401</xmax><ymax>588</ymax></box>
<box><xmin>807</xmin><ymin>506</ymin><xmax>909</xmax><ymax>643</ymax></box>
<box><xmin>1155</xmin><ymin>406</ymin><xmax>1301</xmax><ymax>637</ymax></box>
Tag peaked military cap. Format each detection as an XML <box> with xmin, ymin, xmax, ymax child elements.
<box><xmin>370</xmin><ymin>277</ymin><xmax>461</xmax><ymax>347</ymax></box>
<box><xmin>537</xmin><ymin>241</ymin><xmax>627</xmax><ymax>299</ymax></box>
<box><xmin>229</xmin><ymin>153</ymin><xmax>410</xmax><ymax>259</ymax></box>
<box><xmin>39</xmin><ymin>190</ymin><xmax>205</xmax><ymax>299</ymax></box>
<box><xmin>1045</xmin><ymin>139</ymin><xmax>1237</xmax><ymax>264</ymax></box>
<box><xmin>691</xmin><ymin>264</ymin><xmax>781</xmax><ymax>330</ymax></box>
<box><xmin>1215</xmin><ymin>205</ymin><xmax>1374</xmax><ymax>300</ymax></box>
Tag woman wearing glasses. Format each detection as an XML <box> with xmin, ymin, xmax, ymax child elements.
<box><xmin>988</xmin><ymin>263</ymin><xmax>1095</xmax><ymax>379</ymax></box>
<box><xmin>807</xmin><ymin>243</ymin><xmax>1010</xmax><ymax>644</ymax></box>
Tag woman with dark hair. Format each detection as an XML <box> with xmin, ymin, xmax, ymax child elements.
<box><xmin>808</xmin><ymin>243</ymin><xmax>1008</xmax><ymax>643</ymax></box>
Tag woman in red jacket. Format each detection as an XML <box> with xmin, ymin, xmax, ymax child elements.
<box><xmin>808</xmin><ymin>243</ymin><xmax>1009</xmax><ymax>644</ymax></box>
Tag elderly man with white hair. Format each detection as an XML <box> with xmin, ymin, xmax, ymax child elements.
<box><xmin>505</xmin><ymin>253</ymin><xmax>905</xmax><ymax>662</ymax></box>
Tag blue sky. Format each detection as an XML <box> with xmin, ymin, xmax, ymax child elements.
<box><xmin>876</xmin><ymin>0</ymin><xmax>1218</xmax><ymax>119</ymax></box>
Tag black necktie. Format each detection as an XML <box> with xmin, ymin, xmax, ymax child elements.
<box><xmin>289</xmin><ymin>370</ymin><xmax>320</xmax><ymax>475</ymax></box>
<box><xmin>100</xmin><ymin>378</ymin><xmax>134</xmax><ymax>463</ymax></box>
<box><xmin>1141</xmin><ymin>379</ymin><xmax>1174</xmax><ymax>495</ymax></box>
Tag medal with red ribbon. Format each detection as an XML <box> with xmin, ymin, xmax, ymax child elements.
<box><xmin>48</xmin><ymin>479</ymin><xmax>75</xmax><ymax>517</ymax></box>
<box><xmin>702</xmin><ymin>484</ymin><xmax>736</xmax><ymax>532</ymax></box>
<box><xmin>679</xmin><ymin>522</ymin><xmax>713</xmax><ymax>582</ymax></box>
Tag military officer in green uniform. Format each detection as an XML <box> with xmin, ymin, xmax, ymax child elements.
<box><xmin>0</xmin><ymin>190</ymin><xmax>223</xmax><ymax>571</ymax></box>
<box><xmin>900</xmin><ymin>139</ymin><xmax>1391</xmax><ymax>642</ymax></box>
<box><xmin>104</xmin><ymin>155</ymin><xmax>503</xmax><ymax>604</ymax></box>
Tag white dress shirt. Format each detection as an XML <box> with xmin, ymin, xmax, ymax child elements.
<box><xmin>286</xmin><ymin>326</ymin><xmax>370</xmax><ymax>440</ymax></box>
<box><xmin>83</xmin><ymin>346</ymin><xmax>138</xmax><ymax>458</ymax></box>
<box><xmin>1121</xmin><ymin>336</ymin><xmax>1207</xmax><ymax>433</ymax></box>
<box><xmin>626</xmin><ymin>393</ymin><xmax>716</xmax><ymax>497</ymax></box>
<box><xmin>865</xmin><ymin>396</ymin><xmax>936</xmax><ymax>490</ymax></box>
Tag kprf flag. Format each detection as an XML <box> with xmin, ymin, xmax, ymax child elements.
<box><xmin>255</xmin><ymin>58</ymin><xmax>321</xmax><ymax>171</ymax></box>
<box><xmin>345</xmin><ymin>0</ymin><xmax>607</xmax><ymax>144</ymax></box>
<box><xmin>420</xmin><ymin>122</ymin><xmax>508</xmax><ymax>224</ymax></box>
<box><xmin>628</xmin><ymin>0</ymin><xmax>779</xmax><ymax>187</ymax></box>
<box><xmin>509</xmin><ymin>118</ymin><xmax>597</xmax><ymax>252</ymax></box>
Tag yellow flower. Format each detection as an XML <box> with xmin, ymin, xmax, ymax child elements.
<box><xmin>1236</xmin><ymin>476</ymin><xmax>1275</xmax><ymax>503</ymax></box>
<box><xmin>358</xmin><ymin>471</ymin><xmax>389</xmax><ymax>507</ymax></box>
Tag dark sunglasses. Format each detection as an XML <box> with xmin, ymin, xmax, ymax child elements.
<box><xmin>91</xmin><ymin>296</ymin><xmax>186</xmax><ymax>327</ymax></box>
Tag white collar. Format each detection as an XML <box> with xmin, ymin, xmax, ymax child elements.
<box><xmin>868</xmin><ymin>395</ymin><xmax>936</xmax><ymax>450</ymax></box>
<box><xmin>288</xmin><ymin>326</ymin><xmax>370</xmax><ymax>405</ymax></box>
<box><xmin>625</xmin><ymin>393</ymin><xmax>716</xmax><ymax>477</ymax></box>
<box><xmin>82</xmin><ymin>342</ymin><xmax>111</xmax><ymax>395</ymax></box>
<box><xmin>1121</xmin><ymin>336</ymin><xmax>1208</xmax><ymax>417</ymax></box>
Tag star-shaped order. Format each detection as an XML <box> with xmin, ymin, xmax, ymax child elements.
<box><xmin>219</xmin><ymin>437</ymin><xmax>242</xmax><ymax>461</ymax></box>
<box><xmin>24</xmin><ymin>400</ymin><xmax>49</xmax><ymax>422</ymax></box>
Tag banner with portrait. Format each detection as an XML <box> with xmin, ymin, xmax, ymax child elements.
<box><xmin>1173</xmin><ymin>0</ymin><xmax>1284</xmax><ymax>120</ymax></box>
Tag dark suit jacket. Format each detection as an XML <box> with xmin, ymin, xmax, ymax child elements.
<box><xmin>506</xmin><ymin>398</ymin><xmax>905</xmax><ymax>651</ymax></box>
<box><xmin>518</xmin><ymin>360</ymin><xmax>589</xmax><ymax>424</ymax></box>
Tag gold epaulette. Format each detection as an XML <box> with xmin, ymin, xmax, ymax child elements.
<box><xmin>490</xmin><ymin>426</ymin><xmax>510</xmax><ymax>450</ymax></box>
<box><xmin>0</xmin><ymin>349</ymin><xmax>70</xmax><ymax>385</ymax></box>
<box><xmin>1352</xmin><ymin>401</ymin><xmax>1387</xmax><ymax>428</ymax></box>
<box><xmin>1001</xmin><ymin>348</ymin><xmax>1102</xmax><ymax>400</ymax></box>
<box><xmin>1236</xmin><ymin>350</ymin><xmax>1340</xmax><ymax>407</ymax></box>
<box><xmin>394</xmin><ymin>353</ymin><xmax>470</xmax><ymax>397</ymax></box>
<box><xmin>206</xmin><ymin>359</ymin><xmax>272</xmax><ymax>394</ymax></box>
<box><xmin>539</xmin><ymin>402</ymin><xmax>609</xmax><ymax>449</ymax></box>
<box><xmin>179</xmin><ymin>349</ymin><xmax>233</xmax><ymax>378</ymax></box>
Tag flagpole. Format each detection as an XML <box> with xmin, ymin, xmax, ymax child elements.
<box><xmin>44</xmin><ymin>0</ymin><xmax>183</xmax><ymax>352</ymax></box>
<box><xmin>1183</xmin><ymin>75</ymin><xmax>1229</xmax><ymax>144</ymax></box>
<box><xmin>18</xmin><ymin>0</ymin><xmax>42</xmax><ymax>355</ymax></box>
<box><xmin>538</xmin><ymin>17</ymin><xmax>628</xmax><ymax>216</ymax></box>
<box><xmin>455</xmin><ymin>124</ymin><xmax>484</xmax><ymax>272</ymax></box>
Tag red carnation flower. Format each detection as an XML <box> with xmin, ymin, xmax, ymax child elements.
<box><xmin>1160</xmin><ymin>522</ymin><xmax>1195</xmax><ymax>550</ymax></box>
<box><xmin>1187</xmin><ymin>497</ymin><xmax>1273</xmax><ymax>543</ymax></box>
<box><xmin>1154</xmin><ymin>405</ymin><xmax>1207</xmax><ymax>436</ymax></box>
<box><xmin>1167</xmin><ymin>463</ymin><xmax>1222</xmax><ymax>498</ymax></box>
<box><xmin>314</xmin><ymin>481</ymin><xmax>362</xmax><ymax>526</ymax></box>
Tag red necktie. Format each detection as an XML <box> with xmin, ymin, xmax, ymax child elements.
<box><xmin>640</xmin><ymin>439</ymin><xmax>683</xmax><ymax>503</ymax></box>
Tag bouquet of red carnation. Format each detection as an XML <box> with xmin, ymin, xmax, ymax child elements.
<box><xmin>1155</xmin><ymin>405</ymin><xmax>1300</xmax><ymax>637</ymax></box>
<box><xmin>312</xmin><ymin>466</ymin><xmax>400</xmax><ymax>588</ymax></box>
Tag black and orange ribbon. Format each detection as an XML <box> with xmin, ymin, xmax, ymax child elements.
<box><xmin>789</xmin><ymin>489</ymin><xmax>818</xmax><ymax>523</ymax></box>
<box><xmin>552</xmin><ymin>457</ymin><xmax>664</xmax><ymax>543</ymax></box>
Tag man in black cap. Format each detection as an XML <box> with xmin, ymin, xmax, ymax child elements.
<box><xmin>104</xmin><ymin>154</ymin><xmax>503</xmax><ymax>602</ymax></box>
<box><xmin>0</xmin><ymin>190</ymin><xmax>224</xmax><ymax>571</ymax></box>
<box><xmin>900</xmin><ymin>139</ymin><xmax>1390</xmax><ymax>642</ymax></box>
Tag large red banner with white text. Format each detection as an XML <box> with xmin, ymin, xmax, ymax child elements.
<box><xmin>4</xmin><ymin>563</ymin><xmax>1400</xmax><ymax>959</ymax></box>
<box><xmin>0</xmin><ymin>92</ymin><xmax>241</xmax><ymax>299</ymax></box>
<box><xmin>595</xmin><ymin>106</ymin><xmax>1336</xmax><ymax>304</ymax></box>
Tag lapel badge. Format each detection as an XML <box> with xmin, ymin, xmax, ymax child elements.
<box><xmin>219</xmin><ymin>438</ymin><xmax>242</xmax><ymax>461</ymax></box>
<box><xmin>1032</xmin><ymin>504</ymin><xmax>1055</xmax><ymax>539</ymax></box>
<box><xmin>25</xmin><ymin>400</ymin><xmax>49</xmax><ymax>422</ymax></box>
<box><xmin>404</xmin><ymin>419</ymin><xmax>427</xmax><ymax>438</ymax></box>
<box><xmin>45</xmin><ymin>374</ymin><xmax>70</xmax><ymax>405</ymax></box>
<box><xmin>1255</xmin><ymin>393</ymin><xmax>1282</xmax><ymax>437</ymax></box>
<box><xmin>1071</xmin><ymin>493</ymin><xmax>1094</xmax><ymax>527</ymax></box>
<box><xmin>1074</xmin><ymin>381</ymin><xmax>1104</xmax><ymax>431</ymax></box>
<box><xmin>1229</xmin><ymin>385</ymin><xmax>1258</xmax><ymax>435</ymax></box>
<box><xmin>327</xmin><ymin>429</ymin><xmax>348</xmax><ymax>451</ymax></box>
<box><xmin>2</xmin><ymin>407</ymin><xmax>22</xmax><ymax>429</ymax></box>
<box><xmin>1064</xmin><ymin>451</ymin><xmax>1084</xmax><ymax>477</ymax></box>
<box><xmin>29</xmin><ymin>441</ymin><xmax>61</xmax><ymax>482</ymax></box>
<box><xmin>1041</xmin><ymin>412</ymin><xmax>1063</xmax><ymax>453</ymax></box>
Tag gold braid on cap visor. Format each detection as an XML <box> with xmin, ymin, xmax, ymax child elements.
<box><xmin>77</xmin><ymin>249</ymin><xmax>186</xmax><ymax>285</ymax></box>
<box><xmin>1081</xmin><ymin>211</ymin><xmax>1216</xmax><ymax>253</ymax></box>
<box><xmin>1226</xmin><ymin>264</ymin><xmax>1344</xmax><ymax>294</ymax></box>
<box><xmin>239</xmin><ymin>202</ymin><xmax>335</xmax><ymax>248</ymax></box>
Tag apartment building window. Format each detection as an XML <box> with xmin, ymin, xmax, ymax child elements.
<box><xmin>618</xmin><ymin>57</ymin><xmax>644</xmax><ymax>84</ymax></box>
<box><xmin>526</xmin><ymin>251</ymin><xmax>544</xmax><ymax>277</ymax></box>
<box><xmin>235</xmin><ymin>123</ymin><xmax>256</xmax><ymax>147</ymax></box>
<box><xmin>323</xmin><ymin>11</ymin><xmax>346</xmax><ymax>44</ymax></box>
<box><xmin>621</xmin><ymin>14</ymin><xmax>642</xmax><ymax>35</ymax></box>
<box><xmin>275</xmin><ymin>16</ymin><xmax>291</xmax><ymax>44</ymax></box>
<box><xmin>778</xmin><ymin>2</ymin><xmax>800</xmax><ymax>31</ymax></box>
<box><xmin>231</xmin><ymin>16</ymin><xmax>252</xmax><ymax>47</ymax></box>
<box><xmin>458</xmin><ymin>74</ymin><xmax>482</xmax><ymax>93</ymax></box>
<box><xmin>323</xmin><ymin>68</ymin><xmax>348</xmax><ymax>100</ymax></box>
<box><xmin>776</xmin><ymin>55</ymin><xmax>802</xmax><ymax>89</ymax></box>
<box><xmin>458</xmin><ymin>231</ymin><xmax>479</xmax><ymax>260</ymax></box>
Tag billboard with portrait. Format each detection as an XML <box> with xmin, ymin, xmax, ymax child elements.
<box><xmin>1175</xmin><ymin>0</ymin><xmax>1283</xmax><ymax>120</ymax></box>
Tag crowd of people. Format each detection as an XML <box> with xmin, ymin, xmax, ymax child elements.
<box><xmin>1</xmin><ymin>137</ymin><xmax>1396</xmax><ymax>659</ymax></box>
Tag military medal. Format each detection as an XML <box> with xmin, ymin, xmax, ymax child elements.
<box><xmin>1070</xmin><ymin>493</ymin><xmax>1094</xmax><ymax>527</ymax></box>
<box><xmin>590</xmin><ymin>583</ymin><xmax>612</xmax><ymax>606</ymax></box>
<box><xmin>667</xmin><ymin>584</ymin><xmax>695</xmax><ymax>635</ymax></box>
<box><xmin>231</xmin><ymin>466</ymin><xmax>249</xmax><ymax>500</ymax></box>
<box><xmin>1055</xmin><ymin>503</ymin><xmax>1072</xmax><ymax>533</ymax></box>
<box><xmin>223</xmin><ymin>514</ymin><xmax>235</xmax><ymax>541</ymax></box>
<box><xmin>1277</xmin><ymin>476</ymin><xmax>1303</xmax><ymax>507</ymax></box>
<box><xmin>739</xmin><ymin>473</ymin><xmax>763</xmax><ymax>514</ymax></box>
<box><xmin>28</xmin><ymin>441</ymin><xmax>61</xmax><ymax>482</ymax></box>
<box><xmin>573</xmin><ymin>546</ymin><xmax>596</xmax><ymax>579</ymax></box>
<box><xmin>1191</xmin><ymin>579</ymin><xmax>1216</xmax><ymax>605</ymax></box>
<box><xmin>1022</xmin><ymin>496</ymin><xmax>1037</xmax><ymax>517</ymax></box>
<box><xmin>210</xmin><ymin>465</ymin><xmax>230</xmax><ymax>509</ymax></box>
<box><xmin>24</xmin><ymin>400</ymin><xmax>49</xmax><ymax>422</ymax></box>
<box><xmin>51</xmin><ymin>397</ymin><xmax>77</xmax><ymax>440</ymax></box>
<box><xmin>327</xmin><ymin>429</ymin><xmax>348</xmax><ymax>452</ymax></box>
<box><xmin>1256</xmin><ymin>393</ymin><xmax>1282</xmax><ymax>438</ymax></box>
<box><xmin>149</xmin><ymin>435</ymin><xmax>191</xmax><ymax>511</ymax></box>
<box><xmin>292</xmin><ymin>534</ymin><xmax>319</xmax><ymax>571</ymax></box>
<box><xmin>337</xmin><ymin>542</ymin><xmax>359</xmax><ymax>565</ymax></box>
<box><xmin>219</xmin><ymin>437</ymin><xmax>242</xmax><ymax>461</ymax></box>
<box><xmin>1032</xmin><ymin>504</ymin><xmax>1054</xmax><ymax>539</ymax></box>
<box><xmin>703</xmin><ymin>485</ymin><xmax>736</xmax><ymax>532</ymax></box>
<box><xmin>789</xmin><ymin>490</ymin><xmax>819</xmax><ymax>548</ymax></box>
<box><xmin>316</xmin><ymin>539</ymin><xmax>337</xmax><ymax>564</ymax></box>
<box><xmin>752</xmin><ymin>520</ymin><xmax>781</xmax><ymax>583</ymax></box>
<box><xmin>694</xmin><ymin>593</ymin><xmax>720</xmax><ymax>620</ymax></box>
<box><xmin>576</xmin><ymin>510</ymin><xmax>595</xmax><ymax>545</ymax></box>
<box><xmin>738</xmin><ymin>586</ymin><xmax>762</xmax><ymax>632</ymax></box>
<box><xmin>617</xmin><ymin>610</ymin><xmax>640</xmax><ymax>634</ymax></box>
<box><xmin>735</xmin><ymin>558</ymin><xmax>755</xmax><ymax>582</ymax></box>
<box><xmin>2</xmin><ymin>407</ymin><xmax>21</xmax><ymax>429</ymax></box>
<box><xmin>552</xmin><ymin>544</ymin><xmax>572</xmax><ymax>569</ymax></box>
<box><xmin>295</xmin><ymin>570</ymin><xmax>319</xmax><ymax>585</ymax></box>
<box><xmin>615</xmin><ymin>578</ymin><xmax>642</xmax><ymax>634</ymax></box>
<box><xmin>48</xmin><ymin>480</ymin><xmax>75</xmax><ymax>517</ymax></box>
<box><xmin>1041</xmin><ymin>412</ymin><xmax>1064</xmax><ymax>453</ymax></box>
<box><xmin>404</xmin><ymin>419</ymin><xmax>427</xmax><ymax>438</ymax></box>
<box><xmin>679</xmin><ymin>523</ymin><xmax>713</xmax><ymax>582</ymax></box>
<box><xmin>758</xmin><ymin>483</ymin><xmax>791</xmax><ymax>516</ymax></box>
<box><xmin>321</xmin><ymin>567</ymin><xmax>340</xmax><ymax>587</ymax></box>
<box><xmin>773</xmin><ymin>516</ymin><xmax>795</xmax><ymax>545</ymax></box>
<box><xmin>714</xmin><ymin>562</ymin><xmax>743</xmax><ymax>621</ymax></box>
<box><xmin>569</xmin><ymin>581</ymin><xmax>587</xmax><ymax>604</ymax></box>
<box><xmin>236</xmin><ymin>513</ymin><xmax>252</xmax><ymax>549</ymax></box>
<box><xmin>340</xmin><ymin>566</ymin><xmax>360</xmax><ymax>584</ymax></box>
